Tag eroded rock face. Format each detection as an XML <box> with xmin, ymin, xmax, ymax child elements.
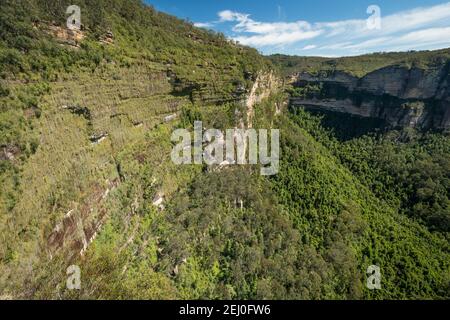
<box><xmin>290</xmin><ymin>62</ymin><xmax>450</xmax><ymax>130</ymax></box>
<box><xmin>0</xmin><ymin>144</ymin><xmax>20</xmax><ymax>161</ymax></box>
<box><xmin>48</xmin><ymin>25</ymin><xmax>85</xmax><ymax>47</ymax></box>
<box><xmin>292</xmin><ymin>71</ymin><xmax>358</xmax><ymax>90</ymax></box>
<box><xmin>358</xmin><ymin>64</ymin><xmax>449</xmax><ymax>99</ymax></box>
<box><xmin>246</xmin><ymin>71</ymin><xmax>282</xmax><ymax>127</ymax></box>
<box><xmin>47</xmin><ymin>179</ymin><xmax>119</xmax><ymax>261</ymax></box>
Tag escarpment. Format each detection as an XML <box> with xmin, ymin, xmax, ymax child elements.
<box><xmin>246</xmin><ymin>71</ymin><xmax>282</xmax><ymax>127</ymax></box>
<box><xmin>0</xmin><ymin>0</ymin><xmax>283</xmax><ymax>294</ymax></box>
<box><xmin>289</xmin><ymin>57</ymin><xmax>450</xmax><ymax>130</ymax></box>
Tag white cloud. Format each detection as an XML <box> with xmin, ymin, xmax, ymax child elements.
<box><xmin>216</xmin><ymin>10</ymin><xmax>321</xmax><ymax>47</ymax></box>
<box><xmin>194</xmin><ymin>22</ymin><xmax>214</xmax><ymax>28</ymax></box>
<box><xmin>194</xmin><ymin>2</ymin><xmax>450</xmax><ymax>56</ymax></box>
<box><xmin>302</xmin><ymin>45</ymin><xmax>317</xmax><ymax>50</ymax></box>
<box><xmin>380</xmin><ymin>2</ymin><xmax>450</xmax><ymax>35</ymax></box>
<box><xmin>218</xmin><ymin>10</ymin><xmax>249</xmax><ymax>23</ymax></box>
<box><xmin>345</xmin><ymin>27</ymin><xmax>450</xmax><ymax>52</ymax></box>
<box><xmin>234</xmin><ymin>30</ymin><xmax>322</xmax><ymax>47</ymax></box>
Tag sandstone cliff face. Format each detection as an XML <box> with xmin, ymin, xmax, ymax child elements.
<box><xmin>292</xmin><ymin>71</ymin><xmax>358</xmax><ymax>90</ymax></box>
<box><xmin>246</xmin><ymin>71</ymin><xmax>281</xmax><ymax>127</ymax></box>
<box><xmin>359</xmin><ymin>64</ymin><xmax>449</xmax><ymax>99</ymax></box>
<box><xmin>47</xmin><ymin>24</ymin><xmax>85</xmax><ymax>47</ymax></box>
<box><xmin>291</xmin><ymin>98</ymin><xmax>443</xmax><ymax>128</ymax></box>
<box><xmin>290</xmin><ymin>61</ymin><xmax>450</xmax><ymax>130</ymax></box>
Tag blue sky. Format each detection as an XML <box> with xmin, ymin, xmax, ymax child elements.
<box><xmin>145</xmin><ymin>0</ymin><xmax>450</xmax><ymax>57</ymax></box>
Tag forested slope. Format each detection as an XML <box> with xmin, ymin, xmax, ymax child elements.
<box><xmin>0</xmin><ymin>0</ymin><xmax>448</xmax><ymax>299</ymax></box>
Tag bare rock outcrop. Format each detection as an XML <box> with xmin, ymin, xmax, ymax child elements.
<box><xmin>290</xmin><ymin>61</ymin><xmax>450</xmax><ymax>130</ymax></box>
<box><xmin>48</xmin><ymin>24</ymin><xmax>85</xmax><ymax>47</ymax></box>
<box><xmin>246</xmin><ymin>71</ymin><xmax>282</xmax><ymax>127</ymax></box>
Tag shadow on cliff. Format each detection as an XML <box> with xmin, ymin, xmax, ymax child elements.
<box><xmin>303</xmin><ymin>108</ymin><xmax>389</xmax><ymax>141</ymax></box>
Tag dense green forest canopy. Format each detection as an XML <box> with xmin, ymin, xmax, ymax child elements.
<box><xmin>0</xmin><ymin>0</ymin><xmax>449</xmax><ymax>300</ymax></box>
<box><xmin>269</xmin><ymin>49</ymin><xmax>450</xmax><ymax>77</ymax></box>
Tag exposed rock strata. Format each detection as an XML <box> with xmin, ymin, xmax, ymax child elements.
<box><xmin>290</xmin><ymin>62</ymin><xmax>450</xmax><ymax>130</ymax></box>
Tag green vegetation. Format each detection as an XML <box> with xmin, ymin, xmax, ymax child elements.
<box><xmin>272</xmin><ymin>111</ymin><xmax>449</xmax><ymax>299</ymax></box>
<box><xmin>0</xmin><ymin>0</ymin><xmax>271</xmax><ymax>297</ymax></box>
<box><xmin>0</xmin><ymin>0</ymin><xmax>449</xmax><ymax>300</ymax></box>
<box><xmin>291</xmin><ymin>108</ymin><xmax>450</xmax><ymax>233</ymax></box>
<box><xmin>269</xmin><ymin>49</ymin><xmax>450</xmax><ymax>77</ymax></box>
